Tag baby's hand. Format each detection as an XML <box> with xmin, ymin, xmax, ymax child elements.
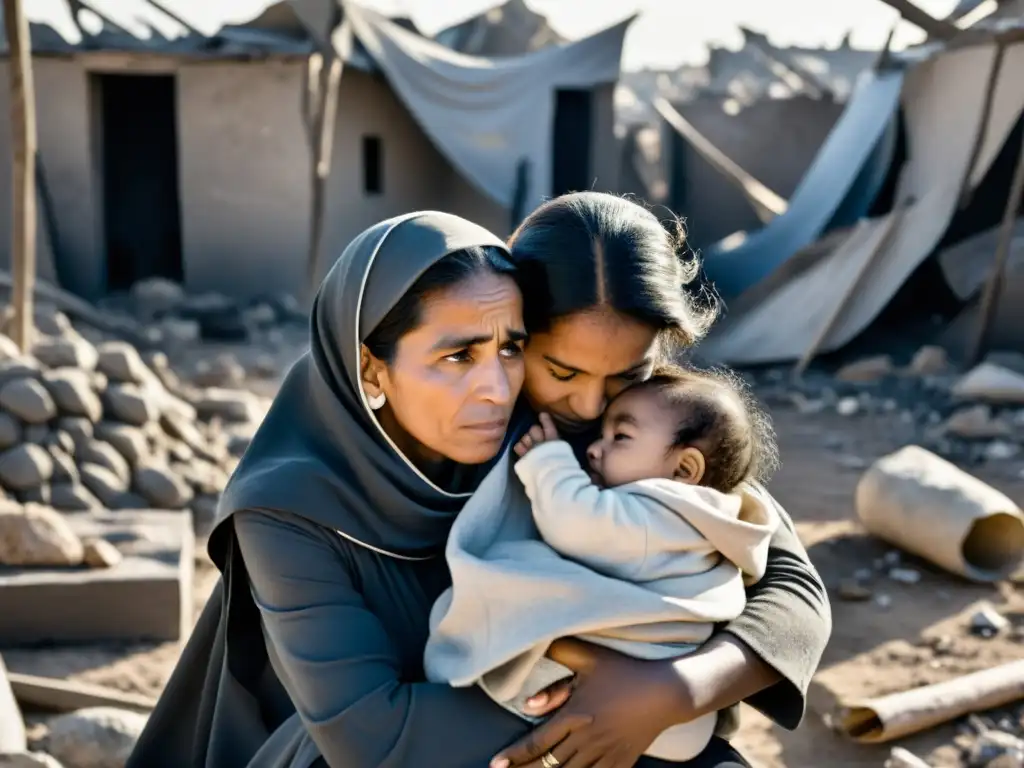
<box><xmin>514</xmin><ymin>413</ymin><xmax>560</xmax><ymax>458</ymax></box>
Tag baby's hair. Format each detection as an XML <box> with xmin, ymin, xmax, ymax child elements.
<box><xmin>629</xmin><ymin>363</ymin><xmax>779</xmax><ymax>492</ymax></box>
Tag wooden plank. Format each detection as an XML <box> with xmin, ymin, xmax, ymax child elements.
<box><xmin>654</xmin><ymin>97</ymin><xmax>788</xmax><ymax>224</ymax></box>
<box><xmin>3</xmin><ymin>0</ymin><xmax>38</xmax><ymax>351</ymax></box>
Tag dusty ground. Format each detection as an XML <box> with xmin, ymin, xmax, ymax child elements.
<box><xmin>6</xmin><ymin>367</ymin><xmax>1024</xmax><ymax>768</ymax></box>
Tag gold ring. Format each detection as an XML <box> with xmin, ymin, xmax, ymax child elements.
<box><xmin>541</xmin><ymin>753</ymin><xmax>560</xmax><ymax>768</ymax></box>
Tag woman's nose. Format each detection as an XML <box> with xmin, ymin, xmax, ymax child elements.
<box><xmin>476</xmin><ymin>358</ymin><xmax>513</xmax><ymax>405</ymax></box>
<box><xmin>572</xmin><ymin>386</ymin><xmax>606</xmax><ymax>422</ymax></box>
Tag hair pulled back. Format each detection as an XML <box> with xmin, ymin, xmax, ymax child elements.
<box><xmin>508</xmin><ymin>192</ymin><xmax>717</xmax><ymax>355</ymax></box>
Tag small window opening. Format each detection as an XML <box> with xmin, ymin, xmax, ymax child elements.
<box><xmin>362</xmin><ymin>136</ymin><xmax>383</xmax><ymax>195</ymax></box>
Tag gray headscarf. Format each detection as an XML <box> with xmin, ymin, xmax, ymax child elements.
<box><xmin>213</xmin><ymin>211</ymin><xmax>516</xmax><ymax>561</ymax></box>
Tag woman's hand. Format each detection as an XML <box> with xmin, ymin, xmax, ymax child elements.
<box><xmin>490</xmin><ymin>639</ymin><xmax>691</xmax><ymax>768</ymax></box>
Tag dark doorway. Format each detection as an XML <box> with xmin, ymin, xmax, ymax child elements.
<box><xmin>97</xmin><ymin>74</ymin><xmax>183</xmax><ymax>291</ymax></box>
<box><xmin>551</xmin><ymin>89</ymin><xmax>592</xmax><ymax>197</ymax></box>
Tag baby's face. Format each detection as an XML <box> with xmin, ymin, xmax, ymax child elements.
<box><xmin>585</xmin><ymin>387</ymin><xmax>685</xmax><ymax>488</ymax></box>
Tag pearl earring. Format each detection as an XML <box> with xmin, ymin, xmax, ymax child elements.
<box><xmin>367</xmin><ymin>392</ymin><xmax>386</xmax><ymax>411</ymax></box>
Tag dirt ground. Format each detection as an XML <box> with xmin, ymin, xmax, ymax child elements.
<box><xmin>6</xmin><ymin>382</ymin><xmax>1024</xmax><ymax>768</ymax></box>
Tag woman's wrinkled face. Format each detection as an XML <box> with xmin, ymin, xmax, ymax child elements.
<box><xmin>523</xmin><ymin>308</ymin><xmax>660</xmax><ymax>434</ymax></box>
<box><xmin>362</xmin><ymin>270</ymin><xmax>526</xmax><ymax>470</ymax></box>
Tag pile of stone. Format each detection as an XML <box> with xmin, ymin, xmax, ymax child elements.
<box><xmin>753</xmin><ymin>346</ymin><xmax>1024</xmax><ymax>466</ymax></box>
<box><xmin>0</xmin><ymin>306</ymin><xmax>268</xmax><ymax>567</ymax></box>
<box><xmin>109</xmin><ymin>278</ymin><xmax>305</xmax><ymax>346</ymax></box>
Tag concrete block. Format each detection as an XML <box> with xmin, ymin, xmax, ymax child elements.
<box><xmin>0</xmin><ymin>509</ymin><xmax>193</xmax><ymax>644</ymax></box>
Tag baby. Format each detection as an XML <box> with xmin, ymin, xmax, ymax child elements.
<box><xmin>425</xmin><ymin>366</ymin><xmax>780</xmax><ymax>762</ymax></box>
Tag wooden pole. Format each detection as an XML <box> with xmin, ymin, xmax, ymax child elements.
<box><xmin>965</xmin><ymin>128</ymin><xmax>1024</xmax><ymax>366</ymax></box>
<box><xmin>305</xmin><ymin>53</ymin><xmax>341</xmax><ymax>297</ymax></box>
<box><xmin>874</xmin><ymin>0</ymin><xmax>960</xmax><ymax>39</ymax></box>
<box><xmin>3</xmin><ymin>0</ymin><xmax>37</xmax><ymax>351</ymax></box>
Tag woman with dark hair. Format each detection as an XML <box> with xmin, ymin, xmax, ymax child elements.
<box><xmin>485</xmin><ymin>192</ymin><xmax>830</xmax><ymax>768</ymax></box>
<box><xmin>128</xmin><ymin>202</ymin><xmax>828</xmax><ymax>768</ymax></box>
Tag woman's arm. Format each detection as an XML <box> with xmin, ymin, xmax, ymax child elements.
<box><xmin>234</xmin><ymin>509</ymin><xmax>535</xmax><ymax>768</ymax></box>
<box><xmin>714</xmin><ymin>492</ymin><xmax>832</xmax><ymax>729</ymax></box>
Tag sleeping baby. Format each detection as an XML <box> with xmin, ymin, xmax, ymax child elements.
<box><xmin>425</xmin><ymin>366</ymin><xmax>780</xmax><ymax>762</ymax></box>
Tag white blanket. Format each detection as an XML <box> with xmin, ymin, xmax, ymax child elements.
<box><xmin>425</xmin><ymin>441</ymin><xmax>776</xmax><ymax>761</ymax></box>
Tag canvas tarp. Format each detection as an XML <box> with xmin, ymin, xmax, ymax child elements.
<box><xmin>698</xmin><ymin>67</ymin><xmax>904</xmax><ymax>299</ymax></box>
<box><xmin>702</xmin><ymin>41</ymin><xmax>1024</xmax><ymax>366</ymax></box>
<box><xmin>343</xmin><ymin>4</ymin><xmax>633</xmax><ymax>212</ymax></box>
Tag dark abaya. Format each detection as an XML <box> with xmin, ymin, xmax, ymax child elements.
<box><xmin>127</xmin><ymin>212</ymin><xmax>829</xmax><ymax>768</ymax></box>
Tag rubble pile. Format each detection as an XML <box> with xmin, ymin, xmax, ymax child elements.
<box><xmin>104</xmin><ymin>277</ymin><xmax>305</xmax><ymax>347</ymax></box>
<box><xmin>751</xmin><ymin>346</ymin><xmax>1024</xmax><ymax>467</ymax></box>
<box><xmin>0</xmin><ymin>303</ymin><xmax>270</xmax><ymax>568</ymax></box>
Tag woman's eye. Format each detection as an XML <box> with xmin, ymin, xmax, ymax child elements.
<box><xmin>550</xmin><ymin>368</ymin><xmax>576</xmax><ymax>382</ymax></box>
<box><xmin>613</xmin><ymin>433</ymin><xmax>629</xmax><ymax>442</ymax></box>
<box><xmin>444</xmin><ymin>350</ymin><xmax>471</xmax><ymax>363</ymax></box>
<box><xmin>499</xmin><ymin>343</ymin><xmax>523</xmax><ymax>358</ymax></box>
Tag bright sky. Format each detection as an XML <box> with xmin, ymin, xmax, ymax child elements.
<box><xmin>32</xmin><ymin>0</ymin><xmax>964</xmax><ymax>71</ymax></box>
<box><xmin>360</xmin><ymin>0</ymin><xmax>963</xmax><ymax>69</ymax></box>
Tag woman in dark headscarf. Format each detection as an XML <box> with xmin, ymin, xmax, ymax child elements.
<box><xmin>130</xmin><ymin>202</ymin><xmax>829</xmax><ymax>768</ymax></box>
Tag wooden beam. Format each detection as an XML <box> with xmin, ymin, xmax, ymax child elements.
<box><xmin>3</xmin><ymin>0</ymin><xmax>37</xmax><ymax>351</ymax></box>
<box><xmin>654</xmin><ymin>97</ymin><xmax>788</xmax><ymax>224</ymax></box>
<box><xmin>8</xmin><ymin>671</ymin><xmax>157</xmax><ymax>714</ymax></box>
<box><xmin>875</xmin><ymin>0</ymin><xmax>960</xmax><ymax>40</ymax></box>
<box><xmin>966</xmin><ymin>127</ymin><xmax>1024</xmax><ymax>366</ymax></box>
<box><xmin>302</xmin><ymin>20</ymin><xmax>348</xmax><ymax>298</ymax></box>
<box><xmin>793</xmin><ymin>202</ymin><xmax>908</xmax><ymax>377</ymax></box>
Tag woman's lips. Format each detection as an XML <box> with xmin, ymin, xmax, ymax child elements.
<box><xmin>462</xmin><ymin>419</ymin><xmax>508</xmax><ymax>439</ymax></box>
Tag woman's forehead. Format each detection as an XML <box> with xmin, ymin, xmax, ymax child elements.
<box><xmin>537</xmin><ymin>309</ymin><xmax>658</xmax><ymax>374</ymax></box>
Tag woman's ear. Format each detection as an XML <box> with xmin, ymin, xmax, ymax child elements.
<box><xmin>673</xmin><ymin>446</ymin><xmax>706</xmax><ymax>485</ymax></box>
<box><xmin>360</xmin><ymin>344</ymin><xmax>386</xmax><ymax>398</ymax></box>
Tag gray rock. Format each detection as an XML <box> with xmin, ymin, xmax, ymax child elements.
<box><xmin>108</xmin><ymin>491</ymin><xmax>148</xmax><ymax>511</ymax></box>
<box><xmin>22</xmin><ymin>425</ymin><xmax>49</xmax><ymax>445</ymax></box>
<box><xmin>173</xmin><ymin>459</ymin><xmax>228</xmax><ymax>495</ymax></box>
<box><xmin>77</xmin><ymin>440</ymin><xmax>130</xmax><ymax>485</ymax></box>
<box><xmin>907</xmin><ymin>345</ymin><xmax>950</xmax><ymax>377</ymax></box>
<box><xmin>0</xmin><ymin>378</ymin><xmax>57</xmax><ymax>424</ymax></box>
<box><xmin>50</xmin><ymin>482</ymin><xmax>100</xmax><ymax>512</ymax></box>
<box><xmin>42</xmin><ymin>369</ymin><xmax>103</xmax><ymax>422</ymax></box>
<box><xmin>57</xmin><ymin>418</ymin><xmax>93</xmax><ymax>451</ymax></box>
<box><xmin>92</xmin><ymin>423</ymin><xmax>148</xmax><ymax>467</ymax></box>
<box><xmin>966</xmin><ymin>729</ymin><xmax>1024</xmax><ymax>767</ymax></box>
<box><xmin>0</xmin><ymin>358</ymin><xmax>41</xmax><ymax>388</ymax></box>
<box><xmin>836</xmin><ymin>355</ymin><xmax>894</xmax><ymax>383</ymax></box>
<box><xmin>18</xmin><ymin>484</ymin><xmax>51</xmax><ymax>506</ymax></box>
<box><xmin>47</xmin><ymin>446</ymin><xmax>79</xmax><ymax>484</ymax></box>
<box><xmin>195</xmin><ymin>388</ymin><xmax>261</xmax><ymax>424</ymax></box>
<box><xmin>191</xmin><ymin>493</ymin><xmax>220</xmax><ymax>539</ymax></box>
<box><xmin>133</xmin><ymin>463</ymin><xmax>193</xmax><ymax>508</ymax></box>
<box><xmin>31</xmin><ymin>336</ymin><xmax>98</xmax><ymax>371</ymax></box>
<box><xmin>29</xmin><ymin>304</ymin><xmax>73</xmax><ymax>338</ymax></box>
<box><xmin>103</xmin><ymin>383</ymin><xmax>158</xmax><ymax>426</ymax></box>
<box><xmin>0</xmin><ymin>413</ymin><xmax>21</xmax><ymax>450</ymax></box>
<box><xmin>971</xmin><ymin>603</ymin><xmax>1011</xmax><ymax>638</ymax></box>
<box><xmin>0</xmin><ymin>333</ymin><xmax>22</xmax><ymax>362</ymax></box>
<box><xmin>44</xmin><ymin>707</ymin><xmax>147</xmax><ymax>768</ymax></box>
<box><xmin>944</xmin><ymin>405</ymin><xmax>1012</xmax><ymax>440</ymax></box>
<box><xmin>95</xmin><ymin>342</ymin><xmax>150</xmax><ymax>384</ymax></box>
<box><xmin>79</xmin><ymin>464</ymin><xmax>127</xmax><ymax>508</ymax></box>
<box><xmin>129</xmin><ymin>277</ymin><xmax>185</xmax><ymax>318</ymax></box>
<box><xmin>82</xmin><ymin>538</ymin><xmax>122</xmax><ymax>569</ymax></box>
<box><xmin>0</xmin><ymin>503</ymin><xmax>84</xmax><ymax>567</ymax></box>
<box><xmin>0</xmin><ymin>444</ymin><xmax>53</xmax><ymax>490</ymax></box>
